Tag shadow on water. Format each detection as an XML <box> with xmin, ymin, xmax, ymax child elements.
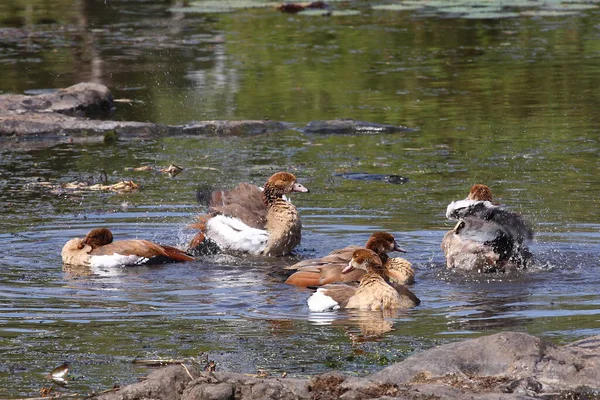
<box><xmin>1</xmin><ymin>0</ymin><xmax>600</xmax><ymax>397</ymax></box>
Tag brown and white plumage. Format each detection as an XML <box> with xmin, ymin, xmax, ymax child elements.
<box><xmin>307</xmin><ymin>249</ymin><xmax>420</xmax><ymax>312</ymax></box>
<box><xmin>285</xmin><ymin>232</ymin><xmax>414</xmax><ymax>287</ymax></box>
<box><xmin>188</xmin><ymin>172</ymin><xmax>309</xmax><ymax>256</ymax></box>
<box><xmin>442</xmin><ymin>184</ymin><xmax>533</xmax><ymax>272</ymax></box>
<box><xmin>61</xmin><ymin>228</ymin><xmax>195</xmax><ymax>268</ymax></box>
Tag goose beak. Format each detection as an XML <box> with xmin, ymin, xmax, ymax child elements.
<box><xmin>342</xmin><ymin>262</ymin><xmax>354</xmax><ymax>274</ymax></box>
<box><xmin>453</xmin><ymin>220</ymin><xmax>465</xmax><ymax>233</ymax></box>
<box><xmin>292</xmin><ymin>182</ymin><xmax>309</xmax><ymax>193</ymax></box>
<box><xmin>393</xmin><ymin>242</ymin><xmax>407</xmax><ymax>253</ymax></box>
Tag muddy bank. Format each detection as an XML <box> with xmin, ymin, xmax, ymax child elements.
<box><xmin>0</xmin><ymin>83</ymin><xmax>413</xmax><ymax>147</ymax></box>
<box><xmin>90</xmin><ymin>332</ymin><xmax>600</xmax><ymax>400</ymax></box>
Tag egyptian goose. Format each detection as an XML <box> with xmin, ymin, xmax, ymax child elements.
<box><xmin>307</xmin><ymin>249</ymin><xmax>420</xmax><ymax>312</ymax></box>
<box><xmin>188</xmin><ymin>172</ymin><xmax>309</xmax><ymax>256</ymax></box>
<box><xmin>285</xmin><ymin>232</ymin><xmax>414</xmax><ymax>287</ymax></box>
<box><xmin>442</xmin><ymin>184</ymin><xmax>533</xmax><ymax>272</ymax></box>
<box><xmin>62</xmin><ymin>228</ymin><xmax>195</xmax><ymax>268</ymax></box>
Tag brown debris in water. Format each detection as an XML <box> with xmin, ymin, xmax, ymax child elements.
<box><xmin>47</xmin><ymin>362</ymin><xmax>69</xmax><ymax>386</ymax></box>
<box><xmin>132</xmin><ymin>358</ymin><xmax>189</xmax><ymax>366</ymax></box>
<box><xmin>124</xmin><ymin>164</ymin><xmax>184</xmax><ymax>178</ymax></box>
<box><xmin>29</xmin><ymin>179</ymin><xmax>140</xmax><ymax>195</ymax></box>
<box><xmin>204</xmin><ymin>360</ymin><xmax>216</xmax><ymax>372</ymax></box>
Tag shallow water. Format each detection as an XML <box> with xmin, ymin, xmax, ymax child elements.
<box><xmin>1</xmin><ymin>0</ymin><xmax>600</xmax><ymax>397</ymax></box>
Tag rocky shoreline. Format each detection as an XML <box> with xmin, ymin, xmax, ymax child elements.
<box><xmin>90</xmin><ymin>332</ymin><xmax>600</xmax><ymax>400</ymax></box>
<box><xmin>0</xmin><ymin>82</ymin><xmax>414</xmax><ymax>147</ymax></box>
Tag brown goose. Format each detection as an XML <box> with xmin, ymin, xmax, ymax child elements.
<box><xmin>307</xmin><ymin>249</ymin><xmax>420</xmax><ymax>312</ymax></box>
<box><xmin>285</xmin><ymin>232</ymin><xmax>414</xmax><ymax>286</ymax></box>
<box><xmin>442</xmin><ymin>184</ymin><xmax>534</xmax><ymax>272</ymax></box>
<box><xmin>62</xmin><ymin>228</ymin><xmax>195</xmax><ymax>267</ymax></box>
<box><xmin>188</xmin><ymin>172</ymin><xmax>309</xmax><ymax>256</ymax></box>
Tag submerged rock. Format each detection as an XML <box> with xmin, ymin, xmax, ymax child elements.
<box><xmin>91</xmin><ymin>332</ymin><xmax>600</xmax><ymax>400</ymax></box>
<box><xmin>303</xmin><ymin>119</ymin><xmax>414</xmax><ymax>135</ymax></box>
<box><xmin>336</xmin><ymin>172</ymin><xmax>409</xmax><ymax>185</ymax></box>
<box><xmin>0</xmin><ymin>84</ymin><xmax>416</xmax><ymax>146</ymax></box>
<box><xmin>0</xmin><ymin>83</ymin><xmax>286</xmax><ymax>141</ymax></box>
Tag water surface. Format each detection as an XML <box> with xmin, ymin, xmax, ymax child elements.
<box><xmin>1</xmin><ymin>1</ymin><xmax>600</xmax><ymax>397</ymax></box>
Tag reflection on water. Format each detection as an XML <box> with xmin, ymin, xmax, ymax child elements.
<box><xmin>1</xmin><ymin>0</ymin><xmax>600</xmax><ymax>397</ymax></box>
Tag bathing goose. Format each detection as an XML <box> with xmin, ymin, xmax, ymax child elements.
<box><xmin>307</xmin><ymin>249</ymin><xmax>420</xmax><ymax>312</ymax></box>
<box><xmin>62</xmin><ymin>228</ymin><xmax>195</xmax><ymax>268</ymax></box>
<box><xmin>188</xmin><ymin>172</ymin><xmax>309</xmax><ymax>256</ymax></box>
<box><xmin>442</xmin><ymin>184</ymin><xmax>533</xmax><ymax>272</ymax></box>
<box><xmin>285</xmin><ymin>232</ymin><xmax>414</xmax><ymax>287</ymax></box>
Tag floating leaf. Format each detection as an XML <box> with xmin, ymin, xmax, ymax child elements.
<box><xmin>371</xmin><ymin>4</ymin><xmax>425</xmax><ymax>11</ymax></box>
<box><xmin>495</xmin><ymin>0</ymin><xmax>546</xmax><ymax>6</ymax></box>
<box><xmin>169</xmin><ymin>6</ymin><xmax>235</xmax><ymax>13</ymax></box>
<box><xmin>170</xmin><ymin>0</ymin><xmax>277</xmax><ymax>13</ymax></box>
<box><xmin>297</xmin><ymin>9</ymin><xmax>362</xmax><ymax>16</ymax></box>
<box><xmin>461</xmin><ymin>10</ymin><xmax>521</xmax><ymax>18</ymax></box>
<box><xmin>189</xmin><ymin>0</ymin><xmax>277</xmax><ymax>8</ymax></box>
<box><xmin>521</xmin><ymin>9</ymin><xmax>581</xmax><ymax>14</ymax></box>
<box><xmin>330</xmin><ymin>10</ymin><xmax>362</xmax><ymax>16</ymax></box>
<box><xmin>542</xmin><ymin>3</ymin><xmax>598</xmax><ymax>9</ymax></box>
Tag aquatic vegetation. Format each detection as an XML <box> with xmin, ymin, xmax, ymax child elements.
<box><xmin>371</xmin><ymin>0</ymin><xmax>598</xmax><ymax>18</ymax></box>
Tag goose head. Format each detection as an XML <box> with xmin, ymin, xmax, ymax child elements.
<box><xmin>84</xmin><ymin>228</ymin><xmax>114</xmax><ymax>248</ymax></box>
<box><xmin>466</xmin><ymin>184</ymin><xmax>493</xmax><ymax>202</ymax></box>
<box><xmin>342</xmin><ymin>249</ymin><xmax>384</xmax><ymax>275</ymax></box>
<box><xmin>366</xmin><ymin>232</ymin><xmax>406</xmax><ymax>258</ymax></box>
<box><xmin>262</xmin><ymin>172</ymin><xmax>309</xmax><ymax>206</ymax></box>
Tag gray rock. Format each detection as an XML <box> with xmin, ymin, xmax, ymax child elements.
<box><xmin>0</xmin><ymin>83</ymin><xmax>286</xmax><ymax>139</ymax></box>
<box><xmin>370</xmin><ymin>332</ymin><xmax>600</xmax><ymax>393</ymax></box>
<box><xmin>91</xmin><ymin>333</ymin><xmax>600</xmax><ymax>400</ymax></box>
<box><xmin>182</xmin><ymin>382</ymin><xmax>234</xmax><ymax>400</ymax></box>
<box><xmin>0</xmin><ymin>82</ymin><xmax>113</xmax><ymax>114</ymax></box>
<box><xmin>95</xmin><ymin>364</ymin><xmax>201</xmax><ymax>400</ymax></box>
<box><xmin>0</xmin><ymin>83</ymin><xmax>419</xmax><ymax>147</ymax></box>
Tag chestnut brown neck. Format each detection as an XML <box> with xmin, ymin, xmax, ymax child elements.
<box><xmin>365</xmin><ymin>238</ymin><xmax>391</xmax><ymax>264</ymax></box>
<box><xmin>262</xmin><ymin>182</ymin><xmax>284</xmax><ymax>207</ymax></box>
<box><xmin>365</xmin><ymin>260</ymin><xmax>386</xmax><ymax>276</ymax></box>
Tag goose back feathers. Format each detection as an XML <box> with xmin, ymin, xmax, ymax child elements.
<box><xmin>307</xmin><ymin>249</ymin><xmax>420</xmax><ymax>312</ymax></box>
<box><xmin>285</xmin><ymin>232</ymin><xmax>414</xmax><ymax>287</ymax></box>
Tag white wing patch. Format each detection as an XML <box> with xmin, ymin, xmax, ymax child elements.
<box><xmin>446</xmin><ymin>199</ymin><xmax>495</xmax><ymax>219</ymax></box>
<box><xmin>90</xmin><ymin>254</ymin><xmax>149</xmax><ymax>268</ymax></box>
<box><xmin>307</xmin><ymin>288</ymin><xmax>341</xmax><ymax>312</ymax></box>
<box><xmin>206</xmin><ymin>215</ymin><xmax>268</xmax><ymax>254</ymax></box>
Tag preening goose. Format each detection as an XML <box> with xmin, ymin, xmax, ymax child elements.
<box><xmin>307</xmin><ymin>249</ymin><xmax>420</xmax><ymax>312</ymax></box>
<box><xmin>285</xmin><ymin>232</ymin><xmax>414</xmax><ymax>287</ymax></box>
<box><xmin>442</xmin><ymin>184</ymin><xmax>533</xmax><ymax>272</ymax></box>
<box><xmin>62</xmin><ymin>228</ymin><xmax>194</xmax><ymax>268</ymax></box>
<box><xmin>188</xmin><ymin>172</ymin><xmax>309</xmax><ymax>256</ymax></box>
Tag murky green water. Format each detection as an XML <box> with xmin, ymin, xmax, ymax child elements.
<box><xmin>1</xmin><ymin>0</ymin><xmax>600</xmax><ymax>397</ymax></box>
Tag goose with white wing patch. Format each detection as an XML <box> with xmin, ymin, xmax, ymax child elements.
<box><xmin>62</xmin><ymin>228</ymin><xmax>195</xmax><ymax>268</ymax></box>
<box><xmin>307</xmin><ymin>249</ymin><xmax>420</xmax><ymax>312</ymax></box>
<box><xmin>188</xmin><ymin>172</ymin><xmax>309</xmax><ymax>256</ymax></box>
<box><xmin>442</xmin><ymin>183</ymin><xmax>534</xmax><ymax>272</ymax></box>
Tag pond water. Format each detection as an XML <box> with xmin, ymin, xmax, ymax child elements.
<box><xmin>1</xmin><ymin>0</ymin><xmax>600</xmax><ymax>397</ymax></box>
